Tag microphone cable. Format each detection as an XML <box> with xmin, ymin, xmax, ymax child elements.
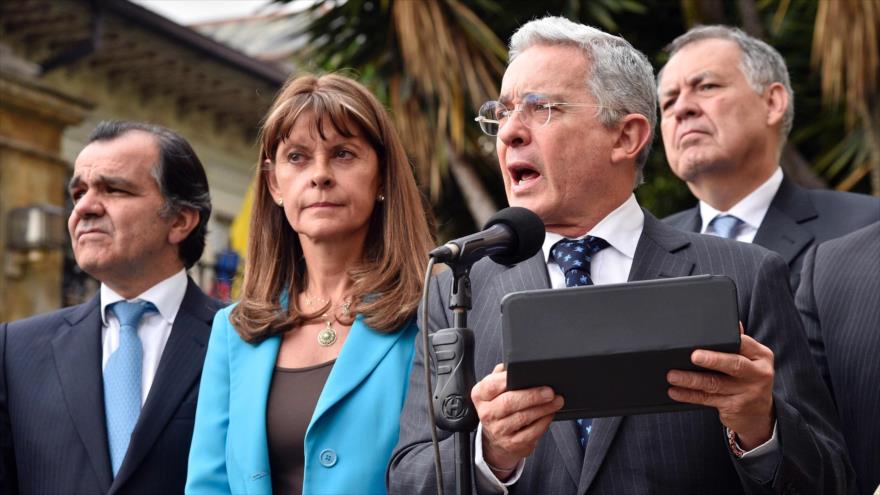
<box><xmin>420</xmin><ymin>256</ymin><xmax>445</xmax><ymax>495</ymax></box>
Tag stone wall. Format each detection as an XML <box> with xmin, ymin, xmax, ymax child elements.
<box><xmin>0</xmin><ymin>69</ymin><xmax>89</xmax><ymax>320</ymax></box>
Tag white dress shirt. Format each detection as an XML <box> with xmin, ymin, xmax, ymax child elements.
<box><xmin>699</xmin><ymin>167</ymin><xmax>783</xmax><ymax>242</ymax></box>
<box><xmin>474</xmin><ymin>195</ymin><xmax>778</xmax><ymax>493</ymax></box>
<box><xmin>101</xmin><ymin>269</ymin><xmax>188</xmax><ymax>405</ymax></box>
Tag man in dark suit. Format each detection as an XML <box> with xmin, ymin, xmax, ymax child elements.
<box><xmin>389</xmin><ymin>16</ymin><xmax>853</xmax><ymax>494</ymax></box>
<box><xmin>0</xmin><ymin>121</ymin><xmax>223</xmax><ymax>494</ymax></box>
<box><xmin>796</xmin><ymin>222</ymin><xmax>880</xmax><ymax>495</ymax></box>
<box><xmin>658</xmin><ymin>25</ymin><xmax>879</xmax><ymax>290</ymax></box>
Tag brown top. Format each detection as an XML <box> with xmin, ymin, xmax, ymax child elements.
<box><xmin>266</xmin><ymin>359</ymin><xmax>335</xmax><ymax>495</ymax></box>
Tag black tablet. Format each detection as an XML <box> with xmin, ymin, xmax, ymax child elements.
<box><xmin>501</xmin><ymin>275</ymin><xmax>740</xmax><ymax>420</ymax></box>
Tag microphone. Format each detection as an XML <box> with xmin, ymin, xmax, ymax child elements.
<box><xmin>429</xmin><ymin>207</ymin><xmax>545</xmax><ymax>266</ymax></box>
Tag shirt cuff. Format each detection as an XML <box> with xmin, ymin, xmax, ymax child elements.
<box><xmin>474</xmin><ymin>423</ymin><xmax>525</xmax><ymax>494</ymax></box>
<box><xmin>727</xmin><ymin>421</ymin><xmax>780</xmax><ymax>483</ymax></box>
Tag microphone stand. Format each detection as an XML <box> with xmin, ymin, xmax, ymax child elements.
<box><xmin>431</xmin><ymin>262</ymin><xmax>479</xmax><ymax>495</ymax></box>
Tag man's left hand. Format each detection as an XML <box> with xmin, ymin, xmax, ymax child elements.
<box><xmin>667</xmin><ymin>324</ymin><xmax>775</xmax><ymax>450</ymax></box>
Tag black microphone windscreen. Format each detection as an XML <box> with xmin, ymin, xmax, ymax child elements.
<box><xmin>483</xmin><ymin>207</ymin><xmax>545</xmax><ymax>265</ymax></box>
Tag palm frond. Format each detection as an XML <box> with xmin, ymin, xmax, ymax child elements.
<box><xmin>811</xmin><ymin>0</ymin><xmax>880</xmax><ymax>192</ymax></box>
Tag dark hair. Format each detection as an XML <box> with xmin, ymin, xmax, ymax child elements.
<box><xmin>87</xmin><ymin>121</ymin><xmax>212</xmax><ymax>268</ymax></box>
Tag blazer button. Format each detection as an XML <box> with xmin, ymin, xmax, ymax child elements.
<box><xmin>319</xmin><ymin>449</ymin><xmax>338</xmax><ymax>468</ymax></box>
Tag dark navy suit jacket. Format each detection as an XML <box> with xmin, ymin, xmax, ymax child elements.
<box><xmin>796</xmin><ymin>222</ymin><xmax>880</xmax><ymax>495</ymax></box>
<box><xmin>664</xmin><ymin>176</ymin><xmax>880</xmax><ymax>289</ymax></box>
<box><xmin>0</xmin><ymin>278</ymin><xmax>223</xmax><ymax>494</ymax></box>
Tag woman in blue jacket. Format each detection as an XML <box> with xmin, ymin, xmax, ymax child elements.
<box><xmin>186</xmin><ymin>73</ymin><xmax>435</xmax><ymax>494</ymax></box>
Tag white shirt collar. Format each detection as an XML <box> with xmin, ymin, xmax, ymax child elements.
<box><xmin>542</xmin><ymin>194</ymin><xmax>644</xmax><ymax>262</ymax></box>
<box><xmin>100</xmin><ymin>269</ymin><xmax>188</xmax><ymax>326</ymax></box>
<box><xmin>699</xmin><ymin>167</ymin><xmax>783</xmax><ymax>233</ymax></box>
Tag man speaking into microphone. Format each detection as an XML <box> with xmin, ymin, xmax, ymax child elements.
<box><xmin>388</xmin><ymin>16</ymin><xmax>852</xmax><ymax>495</ymax></box>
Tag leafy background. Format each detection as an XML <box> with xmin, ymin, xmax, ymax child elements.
<box><xmin>281</xmin><ymin>0</ymin><xmax>879</xmax><ymax>240</ymax></box>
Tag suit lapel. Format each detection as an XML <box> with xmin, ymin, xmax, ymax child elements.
<box><xmin>494</xmin><ymin>254</ymin><xmax>592</xmax><ymax>486</ymax></box>
<box><xmin>549</xmin><ymin>420</ymin><xmax>584</xmax><ymax>487</ymax></box>
<box><xmin>753</xmin><ymin>178</ymin><xmax>816</xmax><ymax>266</ymax></box>
<box><xmin>577</xmin><ymin>416</ymin><xmax>622</xmax><ymax>492</ymax></box>
<box><xmin>235</xmin><ymin>334</ymin><xmax>281</xmax><ymax>488</ymax></box>
<box><xmin>112</xmin><ymin>280</ymin><xmax>217</xmax><ymax>489</ymax></box>
<box><xmin>672</xmin><ymin>205</ymin><xmax>702</xmax><ymax>233</ymax></box>
<box><xmin>494</xmin><ymin>251</ymin><xmax>550</xmax><ymax>295</ymax></box>
<box><xmin>630</xmin><ymin>212</ymin><xmax>696</xmax><ymax>282</ymax></box>
<box><xmin>579</xmin><ymin>213</ymin><xmax>694</xmax><ymax>492</ymax></box>
<box><xmin>50</xmin><ymin>295</ymin><xmax>113</xmax><ymax>492</ymax></box>
<box><xmin>310</xmin><ymin>316</ymin><xmax>408</xmax><ymax>426</ymax></box>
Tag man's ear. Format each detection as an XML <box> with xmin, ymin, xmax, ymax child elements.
<box><xmin>764</xmin><ymin>82</ymin><xmax>788</xmax><ymax>128</ymax></box>
<box><xmin>168</xmin><ymin>207</ymin><xmax>200</xmax><ymax>246</ymax></box>
<box><xmin>610</xmin><ymin>114</ymin><xmax>652</xmax><ymax>165</ymax></box>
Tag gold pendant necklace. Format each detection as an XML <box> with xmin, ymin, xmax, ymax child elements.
<box><xmin>305</xmin><ymin>294</ymin><xmax>352</xmax><ymax>347</ymax></box>
<box><xmin>316</xmin><ymin>317</ymin><xmax>337</xmax><ymax>347</ymax></box>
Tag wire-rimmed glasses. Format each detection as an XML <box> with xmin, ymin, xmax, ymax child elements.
<box><xmin>474</xmin><ymin>93</ymin><xmax>604</xmax><ymax>136</ymax></box>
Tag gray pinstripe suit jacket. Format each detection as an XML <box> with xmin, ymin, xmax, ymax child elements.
<box><xmin>796</xmin><ymin>222</ymin><xmax>880</xmax><ymax>495</ymax></box>
<box><xmin>389</xmin><ymin>212</ymin><xmax>854</xmax><ymax>494</ymax></box>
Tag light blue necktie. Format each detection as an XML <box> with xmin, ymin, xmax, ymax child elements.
<box><xmin>104</xmin><ymin>300</ymin><xmax>156</xmax><ymax>476</ymax></box>
<box><xmin>708</xmin><ymin>214</ymin><xmax>744</xmax><ymax>239</ymax></box>
<box><xmin>552</xmin><ymin>236</ymin><xmax>609</xmax><ymax>449</ymax></box>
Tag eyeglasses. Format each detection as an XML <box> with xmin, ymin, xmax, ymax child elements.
<box><xmin>474</xmin><ymin>93</ymin><xmax>605</xmax><ymax>136</ymax></box>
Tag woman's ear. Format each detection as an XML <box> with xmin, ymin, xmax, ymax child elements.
<box><xmin>265</xmin><ymin>160</ymin><xmax>282</xmax><ymax>202</ymax></box>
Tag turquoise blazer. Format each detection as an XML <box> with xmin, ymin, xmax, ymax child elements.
<box><xmin>185</xmin><ymin>305</ymin><xmax>418</xmax><ymax>494</ymax></box>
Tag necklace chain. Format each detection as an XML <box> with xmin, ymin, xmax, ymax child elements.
<box><xmin>303</xmin><ymin>294</ymin><xmax>352</xmax><ymax>347</ymax></box>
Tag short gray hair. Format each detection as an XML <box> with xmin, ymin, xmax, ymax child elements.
<box><xmin>509</xmin><ymin>16</ymin><xmax>657</xmax><ymax>183</ymax></box>
<box><xmin>661</xmin><ymin>25</ymin><xmax>794</xmax><ymax>143</ymax></box>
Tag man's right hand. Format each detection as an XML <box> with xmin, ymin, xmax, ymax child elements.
<box><xmin>471</xmin><ymin>363</ymin><xmax>564</xmax><ymax>480</ymax></box>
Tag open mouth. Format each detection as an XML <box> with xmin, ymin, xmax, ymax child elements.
<box><xmin>508</xmin><ymin>163</ymin><xmax>541</xmax><ymax>187</ymax></box>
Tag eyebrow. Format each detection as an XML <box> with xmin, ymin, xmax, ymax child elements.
<box><xmin>281</xmin><ymin>134</ymin><xmax>367</xmax><ymax>151</ymax></box>
<box><xmin>497</xmin><ymin>91</ymin><xmax>557</xmax><ymax>106</ymax></box>
<box><xmin>68</xmin><ymin>174</ymin><xmax>138</xmax><ymax>193</ymax></box>
<box><xmin>67</xmin><ymin>176</ymin><xmax>82</xmax><ymax>192</ymax></box>
<box><xmin>661</xmin><ymin>71</ymin><xmax>719</xmax><ymax>99</ymax></box>
<box><xmin>685</xmin><ymin>71</ymin><xmax>717</xmax><ymax>86</ymax></box>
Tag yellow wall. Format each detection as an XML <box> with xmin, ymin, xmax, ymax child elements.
<box><xmin>0</xmin><ymin>70</ymin><xmax>89</xmax><ymax>321</ymax></box>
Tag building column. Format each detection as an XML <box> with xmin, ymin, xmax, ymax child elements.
<box><xmin>0</xmin><ymin>66</ymin><xmax>91</xmax><ymax>321</ymax></box>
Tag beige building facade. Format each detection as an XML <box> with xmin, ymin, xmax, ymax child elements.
<box><xmin>0</xmin><ymin>0</ymin><xmax>288</xmax><ymax>321</ymax></box>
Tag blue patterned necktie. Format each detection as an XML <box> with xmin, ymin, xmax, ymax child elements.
<box><xmin>551</xmin><ymin>236</ymin><xmax>609</xmax><ymax>449</ymax></box>
<box><xmin>708</xmin><ymin>214</ymin><xmax>744</xmax><ymax>239</ymax></box>
<box><xmin>104</xmin><ymin>300</ymin><xmax>156</xmax><ymax>476</ymax></box>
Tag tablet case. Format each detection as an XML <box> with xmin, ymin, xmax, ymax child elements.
<box><xmin>501</xmin><ymin>275</ymin><xmax>740</xmax><ymax>420</ymax></box>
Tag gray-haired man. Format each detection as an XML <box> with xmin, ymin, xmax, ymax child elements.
<box><xmin>659</xmin><ymin>26</ymin><xmax>879</xmax><ymax>290</ymax></box>
<box><xmin>388</xmin><ymin>16</ymin><xmax>852</xmax><ymax>495</ymax></box>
